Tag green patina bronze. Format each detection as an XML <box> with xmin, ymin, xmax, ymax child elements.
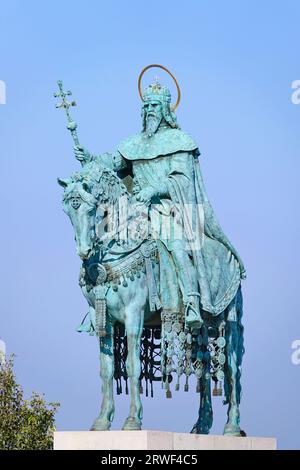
<box><xmin>56</xmin><ymin>68</ymin><xmax>246</xmax><ymax>436</ymax></box>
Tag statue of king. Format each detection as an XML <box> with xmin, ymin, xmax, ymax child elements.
<box><xmin>74</xmin><ymin>66</ymin><xmax>245</xmax><ymax>331</ymax></box>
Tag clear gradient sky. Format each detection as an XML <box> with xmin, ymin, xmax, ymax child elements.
<box><xmin>0</xmin><ymin>0</ymin><xmax>299</xmax><ymax>449</ymax></box>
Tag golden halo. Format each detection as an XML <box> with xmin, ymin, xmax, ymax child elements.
<box><xmin>138</xmin><ymin>64</ymin><xmax>181</xmax><ymax>111</ymax></box>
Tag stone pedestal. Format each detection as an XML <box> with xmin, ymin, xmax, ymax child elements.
<box><xmin>54</xmin><ymin>430</ymin><xmax>276</xmax><ymax>450</ymax></box>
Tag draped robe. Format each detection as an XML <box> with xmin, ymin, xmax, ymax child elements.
<box><xmin>112</xmin><ymin>127</ymin><xmax>246</xmax><ymax>316</ymax></box>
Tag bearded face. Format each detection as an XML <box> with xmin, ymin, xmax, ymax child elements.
<box><xmin>143</xmin><ymin>101</ymin><xmax>163</xmax><ymax>137</ymax></box>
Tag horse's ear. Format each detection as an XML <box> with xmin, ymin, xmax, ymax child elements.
<box><xmin>57</xmin><ymin>177</ymin><xmax>70</xmax><ymax>188</ymax></box>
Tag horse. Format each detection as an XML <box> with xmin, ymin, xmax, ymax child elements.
<box><xmin>58</xmin><ymin>162</ymin><xmax>245</xmax><ymax>436</ymax></box>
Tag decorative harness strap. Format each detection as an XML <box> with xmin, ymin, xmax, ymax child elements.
<box><xmin>82</xmin><ymin>240</ymin><xmax>160</xmax><ymax>337</ymax></box>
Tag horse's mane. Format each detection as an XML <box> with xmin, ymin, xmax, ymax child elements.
<box><xmin>69</xmin><ymin>160</ymin><xmax>129</xmax><ymax>204</ymax></box>
<box><xmin>66</xmin><ymin>160</ymin><xmax>132</xmax><ymax>244</ymax></box>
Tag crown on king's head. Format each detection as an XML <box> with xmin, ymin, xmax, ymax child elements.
<box><xmin>143</xmin><ymin>80</ymin><xmax>171</xmax><ymax>104</ymax></box>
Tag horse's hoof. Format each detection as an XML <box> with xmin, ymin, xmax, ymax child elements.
<box><xmin>190</xmin><ymin>423</ymin><xmax>210</xmax><ymax>435</ymax></box>
<box><xmin>122</xmin><ymin>417</ymin><xmax>142</xmax><ymax>431</ymax></box>
<box><xmin>90</xmin><ymin>417</ymin><xmax>111</xmax><ymax>431</ymax></box>
<box><xmin>190</xmin><ymin>423</ymin><xmax>200</xmax><ymax>434</ymax></box>
<box><xmin>223</xmin><ymin>423</ymin><xmax>242</xmax><ymax>436</ymax></box>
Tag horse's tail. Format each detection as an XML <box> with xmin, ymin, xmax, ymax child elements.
<box><xmin>223</xmin><ymin>286</ymin><xmax>245</xmax><ymax>405</ymax></box>
<box><xmin>235</xmin><ymin>286</ymin><xmax>245</xmax><ymax>405</ymax></box>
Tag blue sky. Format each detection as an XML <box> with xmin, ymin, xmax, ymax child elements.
<box><xmin>0</xmin><ymin>0</ymin><xmax>299</xmax><ymax>449</ymax></box>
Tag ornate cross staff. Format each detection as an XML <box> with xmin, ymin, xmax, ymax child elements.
<box><xmin>54</xmin><ymin>80</ymin><xmax>80</xmax><ymax>146</ymax></box>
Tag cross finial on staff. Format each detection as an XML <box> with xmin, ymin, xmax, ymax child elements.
<box><xmin>54</xmin><ymin>80</ymin><xmax>76</xmax><ymax>113</ymax></box>
<box><xmin>54</xmin><ymin>80</ymin><xmax>80</xmax><ymax>146</ymax></box>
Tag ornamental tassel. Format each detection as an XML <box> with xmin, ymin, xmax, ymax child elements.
<box><xmin>184</xmin><ymin>376</ymin><xmax>189</xmax><ymax>392</ymax></box>
<box><xmin>122</xmin><ymin>274</ymin><xmax>128</xmax><ymax>287</ymax></box>
<box><xmin>166</xmin><ymin>379</ymin><xmax>172</xmax><ymax>399</ymax></box>
<box><xmin>213</xmin><ymin>380</ymin><xmax>222</xmax><ymax>396</ymax></box>
<box><xmin>94</xmin><ymin>285</ymin><xmax>109</xmax><ymax>337</ymax></box>
<box><xmin>95</xmin><ymin>298</ymin><xmax>106</xmax><ymax>337</ymax></box>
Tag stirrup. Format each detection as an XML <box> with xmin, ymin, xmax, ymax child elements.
<box><xmin>184</xmin><ymin>292</ymin><xmax>203</xmax><ymax>329</ymax></box>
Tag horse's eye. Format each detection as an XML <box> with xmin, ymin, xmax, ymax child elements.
<box><xmin>71</xmin><ymin>197</ymin><xmax>81</xmax><ymax>210</ymax></box>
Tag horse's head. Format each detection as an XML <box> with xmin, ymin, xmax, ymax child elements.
<box><xmin>58</xmin><ymin>177</ymin><xmax>97</xmax><ymax>259</ymax></box>
<box><xmin>59</xmin><ymin>162</ymin><xmax>131</xmax><ymax>259</ymax></box>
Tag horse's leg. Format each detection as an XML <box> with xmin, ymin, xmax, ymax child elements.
<box><xmin>122</xmin><ymin>306</ymin><xmax>144</xmax><ymax>431</ymax></box>
<box><xmin>191</xmin><ymin>326</ymin><xmax>213</xmax><ymax>434</ymax></box>
<box><xmin>223</xmin><ymin>289</ymin><xmax>244</xmax><ymax>436</ymax></box>
<box><xmin>90</xmin><ymin>324</ymin><xmax>115</xmax><ymax>431</ymax></box>
<box><xmin>191</xmin><ymin>371</ymin><xmax>213</xmax><ymax>434</ymax></box>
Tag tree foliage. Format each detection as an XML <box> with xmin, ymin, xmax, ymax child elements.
<box><xmin>0</xmin><ymin>356</ymin><xmax>59</xmax><ymax>450</ymax></box>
